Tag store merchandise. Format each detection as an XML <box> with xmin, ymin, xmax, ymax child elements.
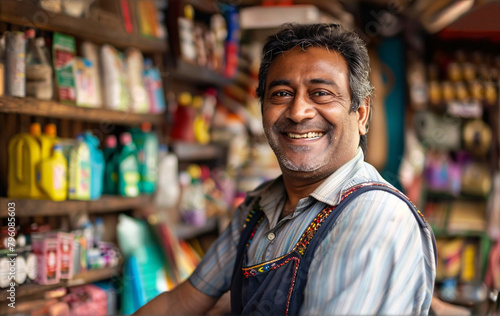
<box><xmin>178</xmin><ymin>4</ymin><xmax>196</xmax><ymax>62</ymax></box>
<box><xmin>170</xmin><ymin>92</ymin><xmax>195</xmax><ymax>142</ymax></box>
<box><xmin>103</xmin><ymin>135</ymin><xmax>119</xmax><ymax>195</ymax></box>
<box><xmin>81</xmin><ymin>41</ymin><xmax>103</xmax><ymax>107</ymax></box>
<box><xmin>7</xmin><ymin>123</ymin><xmax>46</xmax><ymax>199</ymax></box>
<box><xmin>53</xmin><ymin>32</ymin><xmax>77</xmax><ymax>104</ymax></box>
<box><xmin>75</xmin><ymin>57</ymin><xmax>100</xmax><ymax>107</ymax></box>
<box><xmin>179</xmin><ymin>165</ymin><xmax>206</xmax><ymax>227</ymax></box>
<box><xmin>32</xmin><ymin>232</ymin><xmax>61</xmax><ymax>285</ymax></box>
<box><xmin>4</xmin><ymin>31</ymin><xmax>26</xmax><ymax>97</ymax></box>
<box><xmin>155</xmin><ymin>145</ymin><xmax>180</xmax><ymax>208</ymax></box>
<box><xmin>118</xmin><ymin>133</ymin><xmax>140</xmax><ymax>197</ymax></box>
<box><xmin>68</xmin><ymin>134</ymin><xmax>91</xmax><ymax>200</ymax></box>
<box><xmin>37</xmin><ymin>144</ymin><xmax>68</xmax><ymax>201</ymax></box>
<box><xmin>143</xmin><ymin>58</ymin><xmax>166</xmax><ymax>114</ymax></box>
<box><xmin>39</xmin><ymin>123</ymin><xmax>60</xmax><ymax>160</ymax></box>
<box><xmin>126</xmin><ymin>48</ymin><xmax>149</xmax><ymax>113</ymax></box>
<box><xmin>101</xmin><ymin>44</ymin><xmax>128</xmax><ymax>111</ymax></box>
<box><xmin>83</xmin><ymin>132</ymin><xmax>105</xmax><ymax>200</ymax></box>
<box><xmin>223</xmin><ymin>5</ymin><xmax>240</xmax><ymax>78</ymax></box>
<box><xmin>131</xmin><ymin>122</ymin><xmax>158</xmax><ymax>194</ymax></box>
<box><xmin>25</xmin><ymin>29</ymin><xmax>53</xmax><ymax>100</ymax></box>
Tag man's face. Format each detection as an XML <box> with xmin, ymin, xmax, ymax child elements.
<box><xmin>263</xmin><ymin>46</ymin><xmax>368</xmax><ymax>180</ymax></box>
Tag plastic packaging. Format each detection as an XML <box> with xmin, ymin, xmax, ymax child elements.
<box><xmin>94</xmin><ymin>217</ymin><xmax>105</xmax><ymax>245</ymax></box>
<box><xmin>83</xmin><ymin>132</ymin><xmax>105</xmax><ymax>200</ymax></box>
<box><xmin>155</xmin><ymin>145</ymin><xmax>180</xmax><ymax>208</ymax></box>
<box><xmin>143</xmin><ymin>58</ymin><xmax>166</xmax><ymax>114</ymax></box>
<box><xmin>7</xmin><ymin>123</ymin><xmax>46</xmax><ymax>199</ymax></box>
<box><xmin>32</xmin><ymin>233</ymin><xmax>60</xmax><ymax>285</ymax></box>
<box><xmin>37</xmin><ymin>144</ymin><xmax>68</xmax><ymax>201</ymax></box>
<box><xmin>170</xmin><ymin>92</ymin><xmax>195</xmax><ymax>142</ymax></box>
<box><xmin>103</xmin><ymin>135</ymin><xmax>119</xmax><ymax>195</ymax></box>
<box><xmin>68</xmin><ymin>134</ymin><xmax>91</xmax><ymax>200</ymax></box>
<box><xmin>178</xmin><ymin>4</ymin><xmax>196</xmax><ymax>62</ymax></box>
<box><xmin>75</xmin><ymin>57</ymin><xmax>99</xmax><ymax>107</ymax></box>
<box><xmin>131</xmin><ymin>122</ymin><xmax>158</xmax><ymax>194</ymax></box>
<box><xmin>25</xmin><ymin>29</ymin><xmax>53</xmax><ymax>100</ymax></box>
<box><xmin>81</xmin><ymin>41</ymin><xmax>103</xmax><ymax>107</ymax></box>
<box><xmin>53</xmin><ymin>32</ymin><xmax>76</xmax><ymax>104</ymax></box>
<box><xmin>118</xmin><ymin>133</ymin><xmax>140</xmax><ymax>197</ymax></box>
<box><xmin>179</xmin><ymin>165</ymin><xmax>206</xmax><ymax>226</ymax></box>
<box><xmin>101</xmin><ymin>45</ymin><xmax>129</xmax><ymax>111</ymax></box>
<box><xmin>38</xmin><ymin>123</ymin><xmax>59</xmax><ymax>161</ymax></box>
<box><xmin>126</xmin><ymin>48</ymin><xmax>149</xmax><ymax>113</ymax></box>
<box><xmin>4</xmin><ymin>31</ymin><xmax>26</xmax><ymax>97</ymax></box>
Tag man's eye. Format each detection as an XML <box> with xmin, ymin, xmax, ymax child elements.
<box><xmin>274</xmin><ymin>91</ymin><xmax>292</xmax><ymax>97</ymax></box>
<box><xmin>312</xmin><ymin>91</ymin><xmax>330</xmax><ymax>97</ymax></box>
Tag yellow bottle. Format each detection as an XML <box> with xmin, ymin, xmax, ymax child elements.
<box><xmin>8</xmin><ymin>123</ymin><xmax>47</xmax><ymax>199</ymax></box>
<box><xmin>38</xmin><ymin>144</ymin><xmax>68</xmax><ymax>201</ymax></box>
<box><xmin>38</xmin><ymin>123</ymin><xmax>59</xmax><ymax>160</ymax></box>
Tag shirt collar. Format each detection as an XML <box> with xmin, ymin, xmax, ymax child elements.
<box><xmin>247</xmin><ymin>147</ymin><xmax>366</xmax><ymax>226</ymax></box>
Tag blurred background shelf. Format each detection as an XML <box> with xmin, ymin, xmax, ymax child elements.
<box><xmin>0</xmin><ymin>96</ymin><xmax>164</xmax><ymax>126</ymax></box>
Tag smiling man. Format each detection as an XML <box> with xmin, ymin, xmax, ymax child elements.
<box><xmin>135</xmin><ymin>23</ymin><xmax>436</xmax><ymax>316</ymax></box>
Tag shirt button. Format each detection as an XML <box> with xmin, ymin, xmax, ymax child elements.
<box><xmin>267</xmin><ymin>232</ymin><xmax>276</xmax><ymax>241</ymax></box>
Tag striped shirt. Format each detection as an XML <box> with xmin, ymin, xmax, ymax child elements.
<box><xmin>189</xmin><ymin>147</ymin><xmax>436</xmax><ymax>315</ymax></box>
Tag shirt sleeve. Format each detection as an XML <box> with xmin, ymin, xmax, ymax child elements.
<box><xmin>188</xmin><ymin>197</ymin><xmax>254</xmax><ymax>298</ymax></box>
<box><xmin>300</xmin><ymin>191</ymin><xmax>435</xmax><ymax>315</ymax></box>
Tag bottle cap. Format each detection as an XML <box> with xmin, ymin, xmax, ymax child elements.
<box><xmin>187</xmin><ymin>164</ymin><xmax>202</xmax><ymax>179</ymax></box>
<box><xmin>120</xmin><ymin>132</ymin><xmax>132</xmax><ymax>145</ymax></box>
<box><xmin>44</xmin><ymin>123</ymin><xmax>57</xmax><ymax>137</ymax></box>
<box><xmin>184</xmin><ymin>4</ymin><xmax>194</xmax><ymax>19</ymax></box>
<box><xmin>105</xmin><ymin>135</ymin><xmax>117</xmax><ymax>148</ymax></box>
<box><xmin>25</xmin><ymin>29</ymin><xmax>35</xmax><ymax>38</ymax></box>
<box><xmin>30</xmin><ymin>123</ymin><xmax>41</xmax><ymax>136</ymax></box>
<box><xmin>178</xmin><ymin>92</ymin><xmax>192</xmax><ymax>106</ymax></box>
<box><xmin>192</xmin><ymin>96</ymin><xmax>203</xmax><ymax>109</ymax></box>
<box><xmin>140</xmin><ymin>122</ymin><xmax>152</xmax><ymax>133</ymax></box>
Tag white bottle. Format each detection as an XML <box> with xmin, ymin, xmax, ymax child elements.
<box><xmin>154</xmin><ymin>145</ymin><xmax>180</xmax><ymax>208</ymax></box>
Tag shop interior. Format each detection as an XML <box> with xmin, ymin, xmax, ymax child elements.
<box><xmin>0</xmin><ymin>0</ymin><xmax>499</xmax><ymax>314</ymax></box>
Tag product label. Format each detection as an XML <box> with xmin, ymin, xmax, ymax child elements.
<box><xmin>53</xmin><ymin>165</ymin><xmax>65</xmax><ymax>190</ymax></box>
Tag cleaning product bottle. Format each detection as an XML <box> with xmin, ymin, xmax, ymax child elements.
<box><xmin>170</xmin><ymin>92</ymin><xmax>195</xmax><ymax>142</ymax></box>
<box><xmin>8</xmin><ymin>123</ymin><xmax>46</xmax><ymax>199</ymax></box>
<box><xmin>131</xmin><ymin>122</ymin><xmax>158</xmax><ymax>194</ymax></box>
<box><xmin>143</xmin><ymin>58</ymin><xmax>166</xmax><ymax>114</ymax></box>
<box><xmin>37</xmin><ymin>143</ymin><xmax>67</xmax><ymax>201</ymax></box>
<box><xmin>154</xmin><ymin>145</ymin><xmax>180</xmax><ymax>208</ymax></box>
<box><xmin>83</xmin><ymin>132</ymin><xmax>104</xmax><ymax>200</ymax></box>
<box><xmin>68</xmin><ymin>134</ymin><xmax>91</xmax><ymax>200</ymax></box>
<box><xmin>118</xmin><ymin>133</ymin><xmax>140</xmax><ymax>197</ymax></box>
<box><xmin>103</xmin><ymin>135</ymin><xmax>119</xmax><ymax>195</ymax></box>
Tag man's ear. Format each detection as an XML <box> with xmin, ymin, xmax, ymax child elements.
<box><xmin>357</xmin><ymin>97</ymin><xmax>371</xmax><ymax>135</ymax></box>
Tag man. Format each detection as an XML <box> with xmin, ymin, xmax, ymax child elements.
<box><xmin>136</xmin><ymin>23</ymin><xmax>436</xmax><ymax>315</ymax></box>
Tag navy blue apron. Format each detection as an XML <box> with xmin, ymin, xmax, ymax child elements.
<box><xmin>230</xmin><ymin>182</ymin><xmax>437</xmax><ymax>316</ymax></box>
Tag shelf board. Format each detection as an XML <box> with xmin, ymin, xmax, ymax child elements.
<box><xmin>0</xmin><ymin>195</ymin><xmax>152</xmax><ymax>217</ymax></box>
<box><xmin>0</xmin><ymin>0</ymin><xmax>167</xmax><ymax>53</ymax></box>
<box><xmin>174</xmin><ymin>216</ymin><xmax>218</xmax><ymax>240</ymax></box>
<box><xmin>0</xmin><ymin>96</ymin><xmax>163</xmax><ymax>126</ymax></box>
<box><xmin>170</xmin><ymin>60</ymin><xmax>232</xmax><ymax>87</ymax></box>
<box><xmin>0</xmin><ymin>266</ymin><xmax>121</xmax><ymax>302</ymax></box>
<box><xmin>172</xmin><ymin>142</ymin><xmax>227</xmax><ymax>161</ymax></box>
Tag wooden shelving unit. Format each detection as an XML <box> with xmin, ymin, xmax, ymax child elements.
<box><xmin>0</xmin><ymin>0</ymin><xmax>167</xmax><ymax>53</ymax></box>
<box><xmin>0</xmin><ymin>195</ymin><xmax>153</xmax><ymax>217</ymax></box>
<box><xmin>0</xmin><ymin>266</ymin><xmax>122</xmax><ymax>303</ymax></box>
<box><xmin>170</xmin><ymin>60</ymin><xmax>232</xmax><ymax>87</ymax></box>
<box><xmin>0</xmin><ymin>96</ymin><xmax>164</xmax><ymax>126</ymax></box>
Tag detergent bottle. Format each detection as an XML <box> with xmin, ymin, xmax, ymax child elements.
<box><xmin>8</xmin><ymin>123</ymin><xmax>46</xmax><ymax>199</ymax></box>
<box><xmin>131</xmin><ymin>122</ymin><xmax>158</xmax><ymax>194</ymax></box>
<box><xmin>68</xmin><ymin>134</ymin><xmax>91</xmax><ymax>200</ymax></box>
<box><xmin>83</xmin><ymin>132</ymin><xmax>104</xmax><ymax>200</ymax></box>
<box><xmin>154</xmin><ymin>145</ymin><xmax>180</xmax><ymax>208</ymax></box>
<box><xmin>118</xmin><ymin>133</ymin><xmax>140</xmax><ymax>197</ymax></box>
<box><xmin>37</xmin><ymin>144</ymin><xmax>67</xmax><ymax>201</ymax></box>
<box><xmin>103</xmin><ymin>135</ymin><xmax>119</xmax><ymax>195</ymax></box>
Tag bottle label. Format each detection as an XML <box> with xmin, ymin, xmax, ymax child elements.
<box><xmin>53</xmin><ymin>165</ymin><xmax>65</xmax><ymax>190</ymax></box>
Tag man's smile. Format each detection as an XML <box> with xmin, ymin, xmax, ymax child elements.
<box><xmin>285</xmin><ymin>132</ymin><xmax>324</xmax><ymax>139</ymax></box>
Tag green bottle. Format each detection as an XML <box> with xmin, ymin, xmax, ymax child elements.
<box><xmin>118</xmin><ymin>133</ymin><xmax>140</xmax><ymax>197</ymax></box>
<box><xmin>103</xmin><ymin>135</ymin><xmax>119</xmax><ymax>195</ymax></box>
<box><xmin>130</xmin><ymin>122</ymin><xmax>158</xmax><ymax>194</ymax></box>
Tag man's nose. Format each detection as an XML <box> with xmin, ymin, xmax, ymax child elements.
<box><xmin>285</xmin><ymin>93</ymin><xmax>316</xmax><ymax>123</ymax></box>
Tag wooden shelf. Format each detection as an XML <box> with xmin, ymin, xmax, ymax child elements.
<box><xmin>174</xmin><ymin>216</ymin><xmax>218</xmax><ymax>240</ymax></box>
<box><xmin>0</xmin><ymin>266</ymin><xmax>121</xmax><ymax>302</ymax></box>
<box><xmin>0</xmin><ymin>0</ymin><xmax>167</xmax><ymax>53</ymax></box>
<box><xmin>170</xmin><ymin>60</ymin><xmax>232</xmax><ymax>87</ymax></box>
<box><xmin>0</xmin><ymin>195</ymin><xmax>153</xmax><ymax>217</ymax></box>
<box><xmin>0</xmin><ymin>96</ymin><xmax>164</xmax><ymax>126</ymax></box>
<box><xmin>172</xmin><ymin>142</ymin><xmax>228</xmax><ymax>161</ymax></box>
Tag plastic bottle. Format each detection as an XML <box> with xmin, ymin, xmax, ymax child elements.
<box><xmin>154</xmin><ymin>145</ymin><xmax>180</xmax><ymax>208</ymax></box>
<box><xmin>170</xmin><ymin>92</ymin><xmax>195</xmax><ymax>142</ymax></box>
<box><xmin>179</xmin><ymin>164</ymin><xmax>206</xmax><ymax>226</ymax></box>
<box><xmin>25</xmin><ymin>29</ymin><xmax>53</xmax><ymax>100</ymax></box>
<box><xmin>118</xmin><ymin>133</ymin><xmax>140</xmax><ymax>197</ymax></box>
<box><xmin>5</xmin><ymin>31</ymin><xmax>26</xmax><ymax>97</ymax></box>
<box><xmin>68</xmin><ymin>134</ymin><xmax>91</xmax><ymax>200</ymax></box>
<box><xmin>37</xmin><ymin>144</ymin><xmax>68</xmax><ymax>201</ymax></box>
<box><xmin>83</xmin><ymin>132</ymin><xmax>105</xmax><ymax>200</ymax></box>
<box><xmin>38</xmin><ymin>123</ymin><xmax>59</xmax><ymax>161</ymax></box>
<box><xmin>131</xmin><ymin>122</ymin><xmax>158</xmax><ymax>194</ymax></box>
<box><xmin>8</xmin><ymin>123</ymin><xmax>46</xmax><ymax>199</ymax></box>
<box><xmin>94</xmin><ymin>217</ymin><xmax>105</xmax><ymax>245</ymax></box>
<box><xmin>103</xmin><ymin>135</ymin><xmax>119</xmax><ymax>195</ymax></box>
<box><xmin>143</xmin><ymin>58</ymin><xmax>166</xmax><ymax>114</ymax></box>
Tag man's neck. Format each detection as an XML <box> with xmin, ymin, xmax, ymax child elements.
<box><xmin>281</xmin><ymin>173</ymin><xmax>329</xmax><ymax>215</ymax></box>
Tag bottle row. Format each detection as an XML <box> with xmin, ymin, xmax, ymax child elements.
<box><xmin>0</xmin><ymin>216</ymin><xmax>120</xmax><ymax>287</ymax></box>
<box><xmin>0</xmin><ymin>29</ymin><xmax>166</xmax><ymax>113</ymax></box>
<box><xmin>8</xmin><ymin>122</ymin><xmax>159</xmax><ymax>201</ymax></box>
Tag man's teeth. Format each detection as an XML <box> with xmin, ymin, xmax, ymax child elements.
<box><xmin>287</xmin><ymin>132</ymin><xmax>324</xmax><ymax>139</ymax></box>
